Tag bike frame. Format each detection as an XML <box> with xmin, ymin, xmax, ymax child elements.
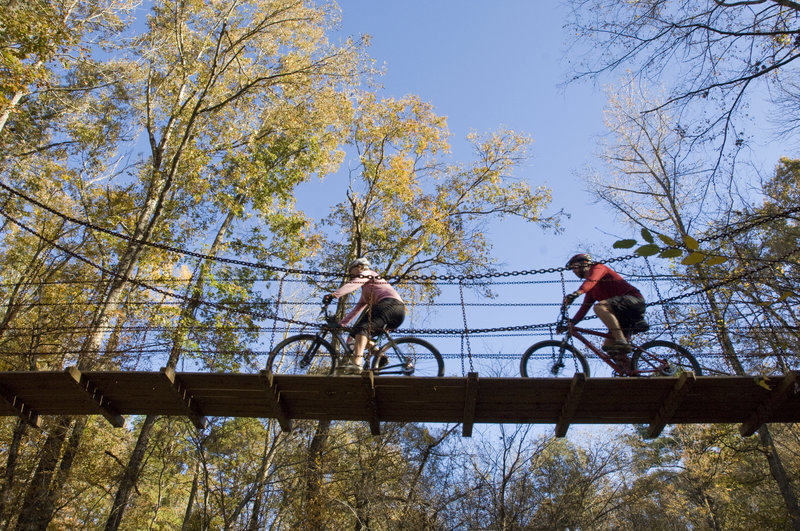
<box><xmin>561</xmin><ymin>321</ymin><xmax>636</xmax><ymax>376</ymax></box>
<box><xmin>555</xmin><ymin>305</ymin><xmax>666</xmax><ymax>376</ymax></box>
<box><xmin>304</xmin><ymin>306</ymin><xmax>414</xmax><ymax>375</ymax></box>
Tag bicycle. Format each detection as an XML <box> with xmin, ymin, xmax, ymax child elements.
<box><xmin>520</xmin><ymin>306</ymin><xmax>702</xmax><ymax>378</ymax></box>
<box><xmin>267</xmin><ymin>303</ymin><xmax>445</xmax><ymax>377</ymax></box>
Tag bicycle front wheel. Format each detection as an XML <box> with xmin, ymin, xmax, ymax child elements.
<box><xmin>267</xmin><ymin>334</ymin><xmax>335</xmax><ymax>376</ymax></box>
<box><xmin>374</xmin><ymin>337</ymin><xmax>445</xmax><ymax>377</ymax></box>
<box><xmin>520</xmin><ymin>340</ymin><xmax>590</xmax><ymax>378</ymax></box>
<box><xmin>631</xmin><ymin>340</ymin><xmax>702</xmax><ymax>376</ymax></box>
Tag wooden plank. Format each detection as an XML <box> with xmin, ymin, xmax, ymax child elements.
<box><xmin>0</xmin><ymin>371</ymin><xmax>796</xmax><ymax>432</ymax></box>
<box><xmin>0</xmin><ymin>383</ymin><xmax>41</xmax><ymax>429</ymax></box>
<box><xmin>740</xmin><ymin>372</ymin><xmax>800</xmax><ymax>437</ymax></box>
<box><xmin>361</xmin><ymin>371</ymin><xmax>380</xmax><ymax>436</ymax></box>
<box><xmin>258</xmin><ymin>370</ymin><xmax>292</xmax><ymax>432</ymax></box>
<box><xmin>555</xmin><ymin>373</ymin><xmax>586</xmax><ymax>437</ymax></box>
<box><xmin>462</xmin><ymin>372</ymin><xmax>479</xmax><ymax>437</ymax></box>
<box><xmin>646</xmin><ymin>371</ymin><xmax>696</xmax><ymax>438</ymax></box>
<box><xmin>161</xmin><ymin>367</ymin><xmax>207</xmax><ymax>430</ymax></box>
<box><xmin>65</xmin><ymin>367</ymin><xmax>124</xmax><ymax>428</ymax></box>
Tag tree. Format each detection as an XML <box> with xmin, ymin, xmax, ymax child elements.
<box><xmin>587</xmin><ymin>85</ymin><xmax>800</xmax><ymax>528</ymax></box>
<box><xmin>286</xmin><ymin>92</ymin><xmax>562</xmax><ymax>527</ymax></box>
<box><xmin>2</xmin><ymin>0</ymin><xmax>366</xmax><ymax>527</ymax></box>
<box><xmin>567</xmin><ymin>0</ymin><xmax>800</xmax><ymax>172</ymax></box>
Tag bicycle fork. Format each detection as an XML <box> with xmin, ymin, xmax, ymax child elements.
<box><xmin>299</xmin><ymin>338</ymin><xmax>323</xmax><ymax>369</ymax></box>
<box><xmin>549</xmin><ymin>340</ymin><xmax>569</xmax><ymax>375</ymax></box>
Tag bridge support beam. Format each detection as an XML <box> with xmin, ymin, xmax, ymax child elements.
<box><xmin>647</xmin><ymin>371</ymin><xmax>696</xmax><ymax>438</ymax></box>
<box><xmin>740</xmin><ymin>371</ymin><xmax>800</xmax><ymax>437</ymax></box>
<box><xmin>259</xmin><ymin>370</ymin><xmax>292</xmax><ymax>432</ymax></box>
<box><xmin>361</xmin><ymin>371</ymin><xmax>380</xmax><ymax>436</ymax></box>
<box><xmin>65</xmin><ymin>366</ymin><xmax>124</xmax><ymax>428</ymax></box>
<box><xmin>0</xmin><ymin>383</ymin><xmax>40</xmax><ymax>429</ymax></box>
<box><xmin>462</xmin><ymin>372</ymin><xmax>479</xmax><ymax>437</ymax></box>
<box><xmin>161</xmin><ymin>367</ymin><xmax>206</xmax><ymax>430</ymax></box>
<box><xmin>555</xmin><ymin>373</ymin><xmax>586</xmax><ymax>437</ymax></box>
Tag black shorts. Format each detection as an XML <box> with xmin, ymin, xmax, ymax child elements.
<box><xmin>350</xmin><ymin>298</ymin><xmax>405</xmax><ymax>337</ymax></box>
<box><xmin>605</xmin><ymin>294</ymin><xmax>646</xmax><ymax>330</ymax></box>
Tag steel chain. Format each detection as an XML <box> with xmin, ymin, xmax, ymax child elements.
<box><xmin>645</xmin><ymin>256</ymin><xmax>676</xmax><ymax>343</ymax></box>
<box><xmin>458</xmin><ymin>281</ymin><xmax>474</xmax><ymax>373</ymax></box>
<box><xmin>3</xmin><ymin>181</ymin><xmax>799</xmax><ymax>337</ymax></box>
<box><xmin>268</xmin><ymin>273</ymin><xmax>286</xmax><ymax>353</ymax></box>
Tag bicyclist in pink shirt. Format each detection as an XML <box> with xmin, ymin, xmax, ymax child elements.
<box><xmin>562</xmin><ymin>253</ymin><xmax>647</xmax><ymax>356</ymax></box>
<box><xmin>322</xmin><ymin>258</ymin><xmax>405</xmax><ymax>374</ymax></box>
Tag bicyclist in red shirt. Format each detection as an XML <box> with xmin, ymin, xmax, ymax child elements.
<box><xmin>562</xmin><ymin>254</ymin><xmax>647</xmax><ymax>358</ymax></box>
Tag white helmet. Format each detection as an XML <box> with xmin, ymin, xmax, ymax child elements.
<box><xmin>348</xmin><ymin>257</ymin><xmax>370</xmax><ymax>270</ymax></box>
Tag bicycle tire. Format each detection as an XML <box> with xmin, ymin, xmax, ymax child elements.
<box><xmin>631</xmin><ymin>340</ymin><xmax>702</xmax><ymax>376</ymax></box>
<box><xmin>266</xmin><ymin>334</ymin><xmax>336</xmax><ymax>376</ymax></box>
<box><xmin>374</xmin><ymin>337</ymin><xmax>445</xmax><ymax>377</ymax></box>
<box><xmin>520</xmin><ymin>340</ymin><xmax>591</xmax><ymax>378</ymax></box>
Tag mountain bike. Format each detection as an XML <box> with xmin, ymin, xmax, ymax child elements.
<box><xmin>267</xmin><ymin>303</ymin><xmax>445</xmax><ymax>377</ymax></box>
<box><xmin>520</xmin><ymin>307</ymin><xmax>701</xmax><ymax>378</ymax></box>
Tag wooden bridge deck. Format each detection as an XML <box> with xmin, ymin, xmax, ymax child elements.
<box><xmin>0</xmin><ymin>367</ymin><xmax>797</xmax><ymax>438</ymax></box>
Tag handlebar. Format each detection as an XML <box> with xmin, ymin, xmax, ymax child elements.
<box><xmin>321</xmin><ymin>303</ymin><xmax>344</xmax><ymax>329</ymax></box>
<box><xmin>555</xmin><ymin>305</ymin><xmax>572</xmax><ymax>334</ymax></box>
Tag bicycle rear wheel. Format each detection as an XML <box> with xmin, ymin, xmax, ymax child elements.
<box><xmin>631</xmin><ymin>340</ymin><xmax>702</xmax><ymax>376</ymax></box>
<box><xmin>267</xmin><ymin>334</ymin><xmax>335</xmax><ymax>375</ymax></box>
<box><xmin>374</xmin><ymin>337</ymin><xmax>445</xmax><ymax>377</ymax></box>
<box><xmin>520</xmin><ymin>340</ymin><xmax>590</xmax><ymax>378</ymax></box>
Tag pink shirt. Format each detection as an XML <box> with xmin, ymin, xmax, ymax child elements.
<box><xmin>573</xmin><ymin>263</ymin><xmax>642</xmax><ymax>322</ymax></box>
<box><xmin>332</xmin><ymin>269</ymin><xmax>404</xmax><ymax>325</ymax></box>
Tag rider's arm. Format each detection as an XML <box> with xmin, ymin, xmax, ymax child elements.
<box><xmin>571</xmin><ymin>294</ymin><xmax>594</xmax><ymax>323</ymax></box>
<box><xmin>331</xmin><ymin>272</ymin><xmax>373</xmax><ymax>299</ymax></box>
<box><xmin>339</xmin><ymin>296</ymin><xmax>367</xmax><ymax>326</ymax></box>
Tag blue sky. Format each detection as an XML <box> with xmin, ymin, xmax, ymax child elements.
<box><xmin>329</xmin><ymin>1</ymin><xmax>614</xmax><ymax>270</ymax></box>
<box><xmin>305</xmin><ymin>1</ymin><xmax>621</xmax><ymax>376</ymax></box>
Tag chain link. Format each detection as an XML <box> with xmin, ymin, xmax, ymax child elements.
<box><xmin>645</xmin><ymin>256</ymin><xmax>676</xmax><ymax>343</ymax></box>
<box><xmin>459</xmin><ymin>281</ymin><xmax>474</xmax><ymax>373</ymax></box>
<box><xmin>268</xmin><ymin>273</ymin><xmax>286</xmax><ymax>353</ymax></box>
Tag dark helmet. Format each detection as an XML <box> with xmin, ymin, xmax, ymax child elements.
<box><xmin>348</xmin><ymin>257</ymin><xmax>371</xmax><ymax>270</ymax></box>
<box><xmin>565</xmin><ymin>253</ymin><xmax>592</xmax><ymax>268</ymax></box>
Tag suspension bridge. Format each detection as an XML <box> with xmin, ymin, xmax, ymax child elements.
<box><xmin>0</xmin><ymin>182</ymin><xmax>798</xmax><ymax>439</ymax></box>
<box><xmin>0</xmin><ymin>367</ymin><xmax>796</xmax><ymax>439</ymax></box>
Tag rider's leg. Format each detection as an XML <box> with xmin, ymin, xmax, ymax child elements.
<box><xmin>352</xmin><ymin>333</ymin><xmax>369</xmax><ymax>366</ymax></box>
<box><xmin>594</xmin><ymin>301</ymin><xmax>627</xmax><ymax>343</ymax></box>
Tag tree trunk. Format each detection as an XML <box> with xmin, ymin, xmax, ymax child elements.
<box><xmin>103</xmin><ymin>212</ymin><xmax>235</xmax><ymax>531</ymax></box>
<box><xmin>104</xmin><ymin>416</ymin><xmax>157</xmax><ymax>531</ymax></box>
<box><xmin>301</xmin><ymin>420</ymin><xmax>330</xmax><ymax>529</ymax></box>
<box><xmin>0</xmin><ymin>420</ymin><xmax>27</xmax><ymax>527</ymax></box>
<box><xmin>14</xmin><ymin>416</ymin><xmax>85</xmax><ymax>531</ymax></box>
<box><xmin>181</xmin><ymin>464</ymin><xmax>199</xmax><ymax>531</ymax></box>
<box><xmin>760</xmin><ymin>426</ymin><xmax>800</xmax><ymax>530</ymax></box>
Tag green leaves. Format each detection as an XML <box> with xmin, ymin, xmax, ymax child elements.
<box><xmin>613</xmin><ymin>229</ymin><xmax>728</xmax><ymax>266</ymax></box>
<box><xmin>613</xmin><ymin>239</ymin><xmax>637</xmax><ymax>249</ymax></box>
<box><xmin>635</xmin><ymin>244</ymin><xmax>660</xmax><ymax>256</ymax></box>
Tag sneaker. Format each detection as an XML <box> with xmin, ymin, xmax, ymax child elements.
<box><xmin>612</xmin><ymin>352</ymin><xmax>631</xmax><ymax>373</ymax></box>
<box><xmin>336</xmin><ymin>360</ymin><xmax>363</xmax><ymax>375</ymax></box>
<box><xmin>603</xmin><ymin>339</ymin><xmax>632</xmax><ymax>353</ymax></box>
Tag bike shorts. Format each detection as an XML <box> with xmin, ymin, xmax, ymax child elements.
<box><xmin>350</xmin><ymin>298</ymin><xmax>405</xmax><ymax>337</ymax></box>
<box><xmin>604</xmin><ymin>294</ymin><xmax>646</xmax><ymax>331</ymax></box>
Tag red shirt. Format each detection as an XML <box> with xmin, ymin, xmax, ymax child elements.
<box><xmin>572</xmin><ymin>263</ymin><xmax>642</xmax><ymax>322</ymax></box>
